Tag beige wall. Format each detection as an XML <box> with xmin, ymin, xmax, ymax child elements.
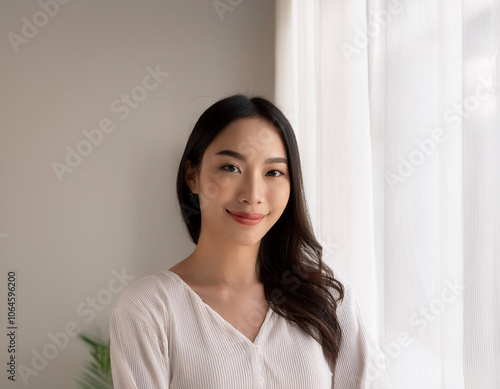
<box><xmin>0</xmin><ymin>0</ymin><xmax>274</xmax><ymax>387</ymax></box>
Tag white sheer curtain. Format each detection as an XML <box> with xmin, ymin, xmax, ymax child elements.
<box><xmin>275</xmin><ymin>1</ymin><xmax>500</xmax><ymax>388</ymax></box>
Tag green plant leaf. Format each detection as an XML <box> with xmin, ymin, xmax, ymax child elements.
<box><xmin>76</xmin><ymin>332</ymin><xmax>113</xmax><ymax>389</ymax></box>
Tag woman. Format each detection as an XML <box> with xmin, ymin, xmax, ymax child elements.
<box><xmin>109</xmin><ymin>94</ymin><xmax>390</xmax><ymax>388</ymax></box>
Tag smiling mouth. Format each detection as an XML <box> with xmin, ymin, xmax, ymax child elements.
<box><xmin>226</xmin><ymin>209</ymin><xmax>267</xmax><ymax>226</ymax></box>
<box><xmin>225</xmin><ymin>209</ymin><xmax>267</xmax><ymax>220</ymax></box>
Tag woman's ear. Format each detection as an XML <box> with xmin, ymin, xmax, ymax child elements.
<box><xmin>184</xmin><ymin>159</ymin><xmax>199</xmax><ymax>194</ymax></box>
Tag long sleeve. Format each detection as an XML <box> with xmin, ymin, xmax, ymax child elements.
<box><xmin>109</xmin><ymin>307</ymin><xmax>170</xmax><ymax>389</ymax></box>
<box><xmin>333</xmin><ymin>284</ymin><xmax>391</xmax><ymax>389</ymax></box>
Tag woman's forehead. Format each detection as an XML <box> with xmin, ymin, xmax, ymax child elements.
<box><xmin>208</xmin><ymin>118</ymin><xmax>285</xmax><ymax>152</ymax></box>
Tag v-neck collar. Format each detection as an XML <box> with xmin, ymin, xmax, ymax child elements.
<box><xmin>165</xmin><ymin>270</ymin><xmax>272</xmax><ymax>345</ymax></box>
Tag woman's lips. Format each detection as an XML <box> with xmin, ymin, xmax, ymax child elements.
<box><xmin>226</xmin><ymin>210</ymin><xmax>266</xmax><ymax>219</ymax></box>
<box><xmin>226</xmin><ymin>209</ymin><xmax>266</xmax><ymax>225</ymax></box>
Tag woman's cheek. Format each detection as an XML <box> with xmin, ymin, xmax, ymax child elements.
<box><xmin>210</xmin><ymin>170</ymin><xmax>231</xmax><ymax>190</ymax></box>
<box><xmin>270</xmin><ymin>185</ymin><xmax>290</xmax><ymax>205</ymax></box>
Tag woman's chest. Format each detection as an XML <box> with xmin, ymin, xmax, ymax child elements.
<box><xmin>167</xmin><ymin>308</ymin><xmax>333</xmax><ymax>389</ymax></box>
<box><xmin>192</xmin><ymin>286</ymin><xmax>269</xmax><ymax>343</ymax></box>
<box><xmin>168</xmin><ymin>267</ymin><xmax>269</xmax><ymax>343</ymax></box>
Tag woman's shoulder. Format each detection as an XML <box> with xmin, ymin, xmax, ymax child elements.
<box><xmin>324</xmin><ymin>266</ymin><xmax>366</xmax><ymax>333</ymax></box>
<box><xmin>112</xmin><ymin>270</ymin><xmax>179</xmax><ymax>327</ymax></box>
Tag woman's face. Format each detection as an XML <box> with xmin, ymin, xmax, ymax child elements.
<box><xmin>186</xmin><ymin>117</ymin><xmax>291</xmax><ymax>246</ymax></box>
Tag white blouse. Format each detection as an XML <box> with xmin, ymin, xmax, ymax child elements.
<box><xmin>109</xmin><ymin>269</ymin><xmax>391</xmax><ymax>389</ymax></box>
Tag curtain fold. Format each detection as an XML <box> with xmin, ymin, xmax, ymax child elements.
<box><xmin>275</xmin><ymin>0</ymin><xmax>383</xmax><ymax>340</ymax></box>
<box><xmin>275</xmin><ymin>1</ymin><xmax>499</xmax><ymax>387</ymax></box>
<box><xmin>463</xmin><ymin>1</ymin><xmax>500</xmax><ymax>387</ymax></box>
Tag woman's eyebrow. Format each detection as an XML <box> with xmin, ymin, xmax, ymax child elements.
<box><xmin>215</xmin><ymin>149</ymin><xmax>288</xmax><ymax>165</ymax></box>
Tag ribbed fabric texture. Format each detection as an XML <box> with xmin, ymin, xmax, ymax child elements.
<box><xmin>109</xmin><ymin>270</ymin><xmax>391</xmax><ymax>388</ymax></box>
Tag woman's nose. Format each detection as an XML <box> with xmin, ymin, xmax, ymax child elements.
<box><xmin>237</xmin><ymin>174</ymin><xmax>265</xmax><ymax>204</ymax></box>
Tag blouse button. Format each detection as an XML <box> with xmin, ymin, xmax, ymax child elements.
<box><xmin>259</xmin><ymin>376</ymin><xmax>264</xmax><ymax>384</ymax></box>
<box><xmin>254</xmin><ymin>345</ymin><xmax>259</xmax><ymax>352</ymax></box>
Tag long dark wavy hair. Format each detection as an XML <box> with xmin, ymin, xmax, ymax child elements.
<box><xmin>176</xmin><ymin>94</ymin><xmax>345</xmax><ymax>372</ymax></box>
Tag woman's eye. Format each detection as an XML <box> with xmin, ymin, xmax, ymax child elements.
<box><xmin>267</xmin><ymin>170</ymin><xmax>285</xmax><ymax>177</ymax></box>
<box><xmin>220</xmin><ymin>165</ymin><xmax>284</xmax><ymax>177</ymax></box>
<box><xmin>220</xmin><ymin>164</ymin><xmax>240</xmax><ymax>173</ymax></box>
